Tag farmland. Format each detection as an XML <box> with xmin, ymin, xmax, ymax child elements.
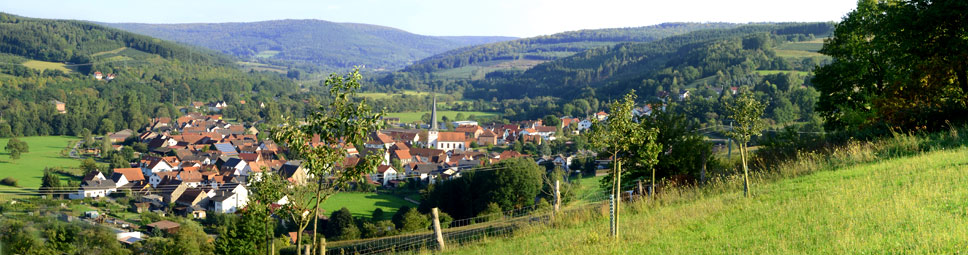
<box><xmin>358</xmin><ymin>90</ymin><xmax>430</xmax><ymax>100</ymax></box>
<box><xmin>0</xmin><ymin>136</ymin><xmax>82</xmax><ymax>198</ymax></box>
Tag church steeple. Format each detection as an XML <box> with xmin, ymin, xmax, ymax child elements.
<box><xmin>430</xmin><ymin>94</ymin><xmax>439</xmax><ymax>131</ymax></box>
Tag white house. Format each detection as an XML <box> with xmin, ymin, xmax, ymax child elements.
<box><xmin>69</xmin><ymin>179</ymin><xmax>118</xmax><ymax>199</ymax></box>
<box><xmin>210</xmin><ymin>183</ymin><xmax>248</xmax><ymax>213</ymax></box>
<box><xmin>577</xmin><ymin>120</ymin><xmax>593</xmax><ymax>131</ymax></box>
<box><xmin>141</xmin><ymin>158</ymin><xmax>174</xmax><ymax>178</ymax></box>
<box><xmin>221</xmin><ymin>158</ymin><xmax>248</xmax><ymax>176</ymax></box>
<box><xmin>373</xmin><ymin>165</ymin><xmax>399</xmax><ymax>186</ymax></box>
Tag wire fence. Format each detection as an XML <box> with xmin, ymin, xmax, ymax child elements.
<box><xmin>323</xmin><ymin>189</ymin><xmax>617</xmax><ymax>255</ymax></box>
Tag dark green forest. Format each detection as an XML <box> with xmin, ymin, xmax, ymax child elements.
<box><xmin>104</xmin><ymin>20</ymin><xmax>515</xmax><ymax>73</ymax></box>
<box><xmin>0</xmin><ymin>13</ymin><xmax>311</xmax><ymax>137</ymax></box>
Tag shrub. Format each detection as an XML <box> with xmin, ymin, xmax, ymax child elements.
<box><xmin>0</xmin><ymin>177</ymin><xmax>18</xmax><ymax>187</ymax></box>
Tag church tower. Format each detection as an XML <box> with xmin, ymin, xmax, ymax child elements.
<box><xmin>427</xmin><ymin>94</ymin><xmax>439</xmax><ymax>149</ymax></box>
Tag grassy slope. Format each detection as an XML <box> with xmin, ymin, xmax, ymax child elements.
<box><xmin>444</xmin><ymin>147</ymin><xmax>968</xmax><ymax>254</ymax></box>
<box><xmin>21</xmin><ymin>60</ymin><xmax>72</xmax><ymax>73</ymax></box>
<box><xmin>321</xmin><ymin>192</ymin><xmax>413</xmax><ymax>220</ymax></box>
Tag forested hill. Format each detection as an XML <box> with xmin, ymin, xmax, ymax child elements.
<box><xmin>0</xmin><ymin>13</ymin><xmax>304</xmax><ymax>138</ymax></box>
<box><xmin>401</xmin><ymin>23</ymin><xmax>744</xmax><ymax>74</ymax></box>
<box><xmin>454</xmin><ymin>23</ymin><xmax>835</xmax><ymax>100</ymax></box>
<box><xmin>103</xmin><ymin>20</ymin><xmax>516</xmax><ymax>72</ymax></box>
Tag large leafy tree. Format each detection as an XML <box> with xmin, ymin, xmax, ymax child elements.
<box><xmin>723</xmin><ymin>93</ymin><xmax>766</xmax><ymax>197</ymax></box>
<box><xmin>271</xmin><ymin>68</ymin><xmax>384</xmax><ymax>254</ymax></box>
<box><xmin>815</xmin><ymin>0</ymin><xmax>968</xmax><ymax>131</ymax></box>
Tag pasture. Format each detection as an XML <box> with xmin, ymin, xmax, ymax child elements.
<box><xmin>22</xmin><ymin>60</ymin><xmax>72</xmax><ymax>73</ymax></box>
<box><xmin>0</xmin><ymin>136</ymin><xmax>82</xmax><ymax>195</ymax></box>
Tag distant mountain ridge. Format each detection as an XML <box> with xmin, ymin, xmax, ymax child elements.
<box><xmin>102</xmin><ymin>20</ymin><xmax>516</xmax><ymax>72</ymax></box>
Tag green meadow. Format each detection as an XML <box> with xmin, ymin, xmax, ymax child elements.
<box><xmin>321</xmin><ymin>192</ymin><xmax>414</xmax><ymax>220</ymax></box>
<box><xmin>440</xmin><ymin>130</ymin><xmax>968</xmax><ymax>254</ymax></box>
<box><xmin>0</xmin><ymin>136</ymin><xmax>82</xmax><ymax>199</ymax></box>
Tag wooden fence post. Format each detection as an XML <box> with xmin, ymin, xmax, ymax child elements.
<box><xmin>432</xmin><ymin>207</ymin><xmax>445</xmax><ymax>251</ymax></box>
<box><xmin>554</xmin><ymin>180</ymin><xmax>561</xmax><ymax>213</ymax></box>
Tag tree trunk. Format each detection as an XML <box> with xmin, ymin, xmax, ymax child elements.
<box><xmin>650</xmin><ymin>166</ymin><xmax>655</xmax><ymax>199</ymax></box>
<box><xmin>741</xmin><ymin>144</ymin><xmax>750</xmax><ymax>198</ymax></box>
<box><xmin>615</xmin><ymin>159</ymin><xmax>621</xmax><ymax>239</ymax></box>
<box><xmin>311</xmin><ymin>180</ymin><xmax>323</xmax><ymax>255</ymax></box>
<box><xmin>957</xmin><ymin>63</ymin><xmax>968</xmax><ymax>98</ymax></box>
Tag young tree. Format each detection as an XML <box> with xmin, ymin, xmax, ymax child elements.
<box><xmin>723</xmin><ymin>93</ymin><xmax>766</xmax><ymax>197</ymax></box>
<box><xmin>271</xmin><ymin>68</ymin><xmax>384</xmax><ymax>254</ymax></box>
<box><xmin>589</xmin><ymin>91</ymin><xmax>661</xmax><ymax>238</ymax></box>
<box><xmin>247</xmin><ymin>171</ymin><xmax>285</xmax><ymax>255</ymax></box>
<box><xmin>41</xmin><ymin>168</ymin><xmax>62</xmax><ymax>196</ymax></box>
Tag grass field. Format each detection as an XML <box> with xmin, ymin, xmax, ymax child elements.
<box><xmin>774</xmin><ymin>49</ymin><xmax>827</xmax><ymax>58</ymax></box>
<box><xmin>91</xmin><ymin>47</ymin><xmax>127</xmax><ymax>57</ymax></box>
<box><xmin>443</xmin><ymin>131</ymin><xmax>968</xmax><ymax>254</ymax></box>
<box><xmin>385</xmin><ymin>111</ymin><xmax>498</xmax><ymax>123</ymax></box>
<box><xmin>358</xmin><ymin>91</ymin><xmax>429</xmax><ymax>100</ymax></box>
<box><xmin>321</xmin><ymin>192</ymin><xmax>413</xmax><ymax>220</ymax></box>
<box><xmin>22</xmin><ymin>60</ymin><xmax>72</xmax><ymax>73</ymax></box>
<box><xmin>0</xmin><ymin>136</ymin><xmax>82</xmax><ymax>194</ymax></box>
<box><xmin>238</xmin><ymin>61</ymin><xmax>287</xmax><ymax>73</ymax></box>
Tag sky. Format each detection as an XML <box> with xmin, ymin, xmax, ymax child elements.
<box><xmin>1</xmin><ymin>0</ymin><xmax>857</xmax><ymax>37</ymax></box>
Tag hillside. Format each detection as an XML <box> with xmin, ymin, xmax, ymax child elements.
<box><xmin>443</xmin><ymin>135</ymin><xmax>968</xmax><ymax>254</ymax></box>
<box><xmin>475</xmin><ymin>22</ymin><xmax>835</xmax><ymax>100</ymax></box>
<box><xmin>0</xmin><ymin>13</ymin><xmax>301</xmax><ymax>137</ymax></box>
<box><xmin>402</xmin><ymin>23</ymin><xmax>745</xmax><ymax>77</ymax></box>
<box><xmin>102</xmin><ymin>20</ymin><xmax>516</xmax><ymax>72</ymax></box>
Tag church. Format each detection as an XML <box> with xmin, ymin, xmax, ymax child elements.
<box><xmin>426</xmin><ymin>95</ymin><xmax>468</xmax><ymax>152</ymax></box>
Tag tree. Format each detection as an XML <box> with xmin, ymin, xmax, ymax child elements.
<box><xmin>247</xmin><ymin>171</ymin><xmax>285</xmax><ymax>255</ymax></box>
<box><xmin>79</xmin><ymin>158</ymin><xmax>99</xmax><ymax>177</ymax></box>
<box><xmin>636</xmin><ymin>109</ymin><xmax>713</xmax><ymax>183</ymax></box>
<box><xmin>589</xmin><ymin>91</ymin><xmax>661</xmax><ymax>238</ymax></box>
<box><xmin>41</xmin><ymin>168</ymin><xmax>62</xmax><ymax>196</ymax></box>
<box><xmin>325</xmin><ymin>207</ymin><xmax>360</xmax><ymax>241</ymax></box>
<box><xmin>271</xmin><ymin>68</ymin><xmax>384</xmax><ymax>255</ymax></box>
<box><xmin>814</xmin><ymin>0</ymin><xmax>968</xmax><ymax>130</ymax></box>
<box><xmin>372</xmin><ymin>208</ymin><xmax>385</xmax><ymax>220</ymax></box>
<box><xmin>5</xmin><ymin>137</ymin><xmax>28</xmax><ymax>153</ymax></box>
<box><xmin>420</xmin><ymin>157</ymin><xmax>543</xmax><ymax>220</ymax></box>
<box><xmin>723</xmin><ymin>93</ymin><xmax>766</xmax><ymax>197</ymax></box>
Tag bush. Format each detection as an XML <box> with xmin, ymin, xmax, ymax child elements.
<box><xmin>0</xmin><ymin>177</ymin><xmax>19</xmax><ymax>187</ymax></box>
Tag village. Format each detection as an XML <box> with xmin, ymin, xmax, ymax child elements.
<box><xmin>59</xmin><ymin>96</ymin><xmax>618</xmax><ymax>245</ymax></box>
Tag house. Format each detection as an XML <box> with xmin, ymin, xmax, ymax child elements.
<box><xmin>160</xmin><ymin>181</ymin><xmax>189</xmax><ymax>204</ymax></box>
<box><xmin>435</xmin><ymin>132</ymin><xmax>467</xmax><ymax>152</ymax></box>
<box><xmin>213</xmin><ymin>143</ymin><xmax>238</xmax><ymax>156</ymax></box>
<box><xmin>478</xmin><ymin>130</ymin><xmax>498</xmax><ymax>146</ymax></box>
<box><xmin>112</xmin><ymin>168</ymin><xmax>145</xmax><ymax>185</ymax></box>
<box><xmin>82</xmin><ymin>170</ymin><xmax>107</xmax><ymax>182</ymax></box>
<box><xmin>210</xmin><ymin>183</ymin><xmax>248</xmax><ymax>213</ymax></box>
<box><xmin>455</xmin><ymin>125</ymin><xmax>484</xmax><ymax>139</ymax></box>
<box><xmin>577</xmin><ymin>120</ymin><xmax>593</xmax><ymax>131</ymax></box>
<box><xmin>391</xmin><ymin>149</ymin><xmax>413</xmax><ymax>165</ymax></box>
<box><xmin>277</xmin><ymin>161</ymin><xmax>308</xmax><ymax>186</ymax></box>
<box><xmin>407</xmin><ymin>164</ymin><xmax>438</xmax><ymax>181</ymax></box>
<box><xmin>107</xmin><ymin>129</ymin><xmax>135</xmax><ymax>143</ymax></box>
<box><xmin>69</xmin><ymin>179</ymin><xmax>118</xmax><ymax>199</ymax></box>
<box><xmin>373</xmin><ymin>165</ymin><xmax>398</xmax><ymax>186</ymax></box>
<box><xmin>105</xmin><ymin>74</ymin><xmax>116</xmax><ymax>81</ymax></box>
<box><xmin>679</xmin><ymin>90</ymin><xmax>690</xmax><ymax>100</ymax></box>
<box><xmin>221</xmin><ymin>158</ymin><xmax>248</xmax><ymax>176</ymax></box>
<box><xmin>141</xmin><ymin>157</ymin><xmax>174</xmax><ymax>178</ymax></box>
<box><xmin>51</xmin><ymin>100</ymin><xmax>66</xmax><ymax>114</ymax></box>
<box><xmin>560</xmin><ymin>117</ymin><xmax>581</xmax><ymax>129</ymax></box>
<box><xmin>452</xmin><ymin>120</ymin><xmax>478</xmax><ymax>127</ymax></box>
<box><xmin>146</xmin><ymin>220</ymin><xmax>180</xmax><ymax>235</ymax></box>
<box><xmin>595</xmin><ymin>111</ymin><xmax>609</xmax><ymax>121</ymax></box>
